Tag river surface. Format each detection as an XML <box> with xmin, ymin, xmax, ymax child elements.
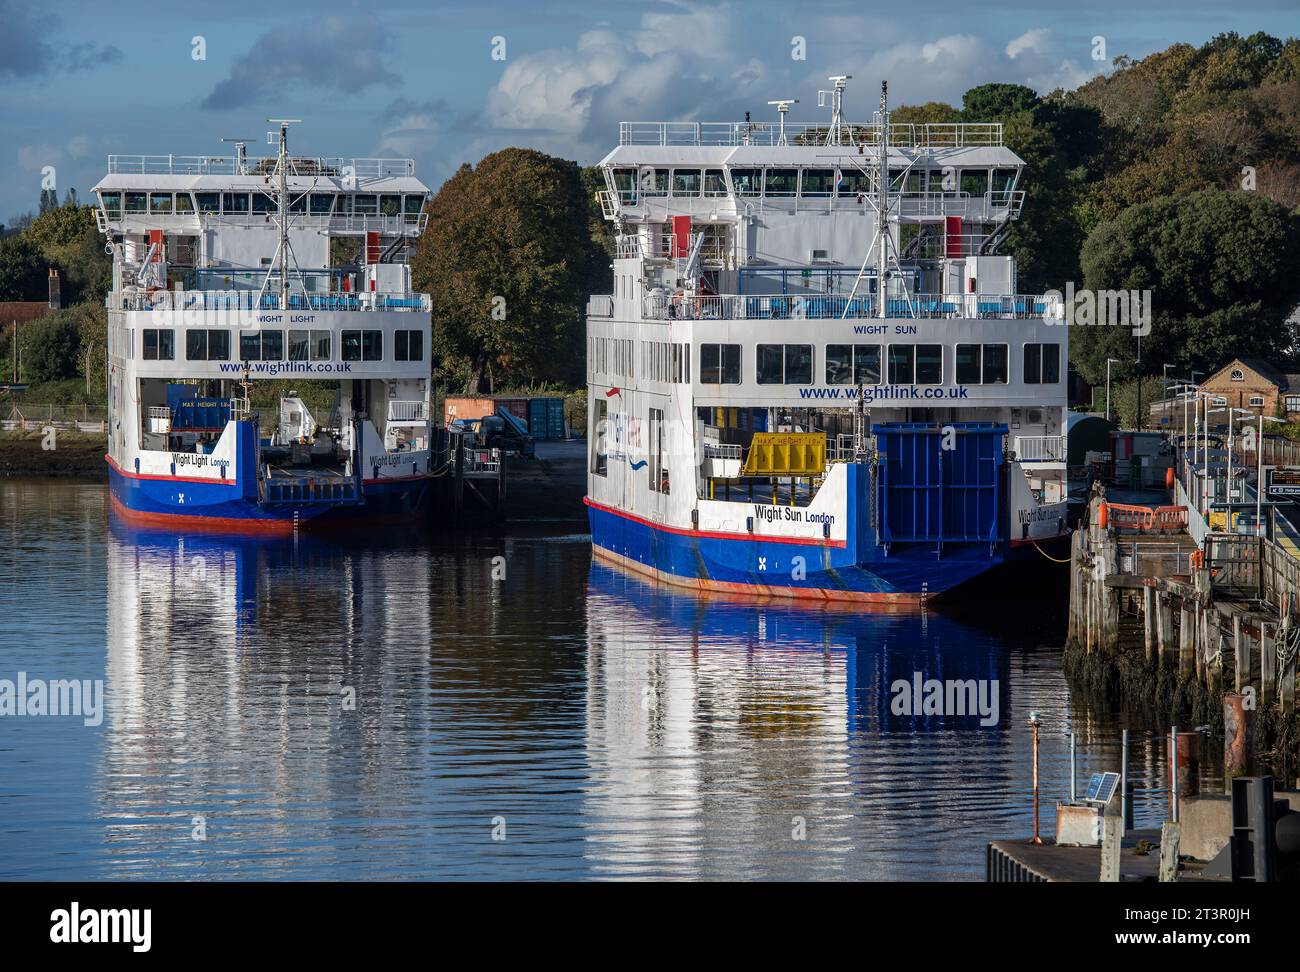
<box><xmin>0</xmin><ymin>479</ymin><xmax>1203</xmax><ymax>880</ymax></box>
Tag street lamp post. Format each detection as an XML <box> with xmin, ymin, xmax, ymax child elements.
<box><xmin>1106</xmin><ymin>358</ymin><xmax>1120</xmax><ymax>424</ymax></box>
<box><xmin>1256</xmin><ymin>415</ymin><xmax>1286</xmax><ymax>537</ymax></box>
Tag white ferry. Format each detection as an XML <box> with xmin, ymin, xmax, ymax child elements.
<box><xmin>585</xmin><ymin>79</ymin><xmax>1070</xmax><ymax>604</ymax></box>
<box><xmin>91</xmin><ymin>121</ymin><xmax>434</xmax><ymax>533</ymax></box>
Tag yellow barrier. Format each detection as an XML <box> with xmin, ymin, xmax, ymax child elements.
<box><xmin>741</xmin><ymin>432</ymin><xmax>827</xmax><ymax>477</ymax></box>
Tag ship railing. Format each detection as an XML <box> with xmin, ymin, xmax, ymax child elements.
<box><xmin>703</xmin><ymin>442</ymin><xmax>742</xmax><ymax>460</ymax></box>
<box><xmin>587</xmin><ymin>295</ymin><xmax>614</xmax><ymax>318</ymax></box>
<box><xmin>106</xmin><ymin>155</ymin><xmax>416</xmax><ymax>177</ymax></box>
<box><xmin>1011</xmin><ymin>434</ymin><xmax>1067</xmax><ymax>463</ymax></box>
<box><xmin>387</xmin><ymin>400</ymin><xmax>428</xmax><ymax>423</ymax></box>
<box><xmin>618</xmin><ymin>121</ymin><xmax>1003</xmax><ymax>148</ymax></box>
<box><xmin>642</xmin><ymin>292</ymin><xmax>1063</xmax><ymax>321</ymax></box>
<box><xmin>109</xmin><ymin>289</ymin><xmax>431</xmax><ymax>313</ymax></box>
<box><xmin>100</xmin><ymin>210</ymin><xmax>427</xmax><ymax>235</ymax></box>
<box><xmin>615</xmin><ymin>233</ymin><xmax>729</xmax><ymax>263</ymax></box>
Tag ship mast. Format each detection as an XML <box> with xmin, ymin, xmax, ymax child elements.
<box><xmin>258</xmin><ymin>118</ymin><xmax>304</xmax><ymax>310</ymax></box>
<box><xmin>877</xmin><ymin>82</ymin><xmax>890</xmax><ymax>319</ymax></box>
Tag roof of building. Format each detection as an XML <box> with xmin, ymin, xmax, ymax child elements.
<box><xmin>1206</xmin><ymin>356</ymin><xmax>1291</xmax><ymax>389</ymax></box>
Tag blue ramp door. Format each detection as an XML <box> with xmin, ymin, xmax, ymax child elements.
<box><xmin>875</xmin><ymin>423</ymin><xmax>1007</xmax><ymax>546</ymax></box>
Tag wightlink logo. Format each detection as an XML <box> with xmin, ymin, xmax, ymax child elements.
<box><xmin>1042</xmin><ymin>282</ymin><xmax>1152</xmax><ymax>336</ymax></box>
<box><xmin>0</xmin><ymin>672</ymin><xmax>104</xmax><ymax>727</ymax></box>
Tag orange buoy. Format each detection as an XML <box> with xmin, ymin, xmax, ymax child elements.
<box><xmin>1097</xmin><ymin>503</ymin><xmax>1109</xmax><ymax>529</ymax></box>
<box><xmin>1165</xmin><ymin>467</ymin><xmax>1175</xmax><ymax>489</ymax></box>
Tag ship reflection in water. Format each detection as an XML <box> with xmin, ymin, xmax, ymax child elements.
<box><xmin>0</xmin><ymin>482</ymin><xmax>1173</xmax><ymax>880</ymax></box>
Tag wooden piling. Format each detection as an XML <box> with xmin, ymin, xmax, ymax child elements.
<box><xmin>1143</xmin><ymin>585</ymin><xmax>1156</xmax><ymax>663</ymax></box>
<box><xmin>1179</xmin><ymin>604</ymin><xmax>1193</xmax><ymax>676</ymax></box>
<box><xmin>1261</xmin><ymin>622</ymin><xmax>1276</xmax><ymax>707</ymax></box>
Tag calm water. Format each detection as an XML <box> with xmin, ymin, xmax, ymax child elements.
<box><xmin>0</xmin><ymin>479</ymin><xmax>1189</xmax><ymax>880</ymax></box>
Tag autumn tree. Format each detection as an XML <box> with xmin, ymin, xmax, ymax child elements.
<box><xmin>411</xmin><ymin>149</ymin><xmax>605</xmax><ymax>393</ymax></box>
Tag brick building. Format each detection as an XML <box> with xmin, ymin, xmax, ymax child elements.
<box><xmin>1199</xmin><ymin>357</ymin><xmax>1300</xmax><ymax>419</ymax></box>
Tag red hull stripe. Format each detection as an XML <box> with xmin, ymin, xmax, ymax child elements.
<box><xmin>592</xmin><ymin>546</ymin><xmax>920</xmax><ymax>609</ymax></box>
<box><xmin>109</xmin><ymin>492</ymin><xmax>297</xmax><ymax>535</ymax></box>
<box><xmin>584</xmin><ymin>496</ymin><xmax>846</xmax><ymax>549</ymax></box>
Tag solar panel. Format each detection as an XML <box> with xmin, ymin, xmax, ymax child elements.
<box><xmin>1084</xmin><ymin>771</ymin><xmax>1120</xmax><ymax>805</ymax></box>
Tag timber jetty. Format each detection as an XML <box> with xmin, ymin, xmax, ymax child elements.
<box><xmin>1066</xmin><ymin>443</ymin><xmax>1300</xmax><ymax>776</ymax></box>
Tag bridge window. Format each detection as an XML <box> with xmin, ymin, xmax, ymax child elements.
<box><xmin>222</xmin><ymin>192</ymin><xmax>250</xmax><ymax>214</ymax></box>
<box><xmin>703</xmin><ymin>169</ymin><xmax>727</xmax><ymax>196</ymax></box>
<box><xmin>175</xmin><ymin>193</ymin><xmax>194</xmax><ymax>213</ymax></box>
<box><xmin>888</xmin><ymin>345</ymin><xmax>914</xmax><ymax>384</ymax></box>
<box><xmin>671</xmin><ymin>170</ymin><xmax>701</xmax><ymax>196</ymax></box>
<box><xmin>403</xmin><ymin>195</ymin><xmax>424</xmax><ymax>222</ymax></box>
<box><xmin>763</xmin><ymin>169</ymin><xmax>797</xmax><ymax>197</ymax></box>
<box><xmin>186</xmin><ymin>329</ymin><xmax>230</xmax><ymax>361</ymax></box>
<box><xmin>195</xmin><ymin>192</ymin><xmax>219</xmax><ymax>213</ymax></box>
<box><xmin>380</xmin><ymin>194</ymin><xmax>401</xmax><ymax>217</ymax></box>
<box><xmin>149</xmin><ymin>193</ymin><xmax>173</xmax><ymax>213</ymax></box>
<box><xmin>1023</xmin><ymin>343</ymin><xmax>1061</xmax><ymax>384</ymax></box>
<box><xmin>916</xmin><ymin>344</ymin><xmax>942</xmax><ymax>384</ymax></box>
<box><xmin>289</xmin><ymin>193</ymin><xmax>308</xmax><ymax>213</ymax></box>
<box><xmin>611</xmin><ymin>168</ymin><xmax>637</xmax><ymax>193</ymax></box>
<box><xmin>310</xmin><ymin>193</ymin><xmax>335</xmax><ymax>215</ymax></box>
<box><xmin>142</xmin><ymin>328</ymin><xmax>174</xmax><ymax>361</ymax></box>
<box><xmin>960</xmin><ymin>169</ymin><xmax>989</xmax><ymax>199</ymax></box>
<box><xmin>341</xmin><ymin>330</ymin><xmax>383</xmax><ymax>362</ymax></box>
<box><xmin>642</xmin><ymin>169</ymin><xmax>669</xmax><ymax>197</ymax></box>
<box><xmin>125</xmin><ymin>192</ymin><xmax>147</xmax><ymax>214</ymax></box>
<box><xmin>992</xmin><ymin>168</ymin><xmax>1017</xmax><ymax>196</ymax></box>
<box><xmin>394</xmin><ymin>329</ymin><xmax>424</xmax><ymax>362</ymax></box>
<box><xmin>731</xmin><ymin>168</ymin><xmax>761</xmax><ymax>196</ymax></box>
<box><xmin>801</xmin><ymin>169</ymin><xmax>836</xmax><ymax>197</ymax></box>
<box><xmin>100</xmin><ymin>192</ymin><xmax>121</xmax><ymax>217</ymax></box>
<box><xmin>904</xmin><ymin>169</ymin><xmax>925</xmax><ymax>194</ymax></box>
<box><xmin>956</xmin><ymin>343</ymin><xmax>1008</xmax><ymax>384</ymax></box>
<box><xmin>757</xmin><ymin>343</ymin><xmax>813</xmax><ymax>384</ymax></box>
<box><xmin>837</xmin><ymin>170</ymin><xmax>869</xmax><ymax>196</ymax></box>
<box><xmin>252</xmin><ymin>193</ymin><xmax>276</xmax><ymax>214</ymax></box>
<box><xmin>700</xmin><ymin>343</ymin><xmax>741</xmax><ymax>384</ymax></box>
<box><xmin>826</xmin><ymin>344</ymin><xmax>881</xmax><ymax>385</ymax></box>
<box><xmin>353</xmin><ymin>195</ymin><xmax>378</xmax><ymax>216</ymax></box>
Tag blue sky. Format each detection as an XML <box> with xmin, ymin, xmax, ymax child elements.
<box><xmin>2</xmin><ymin>0</ymin><xmax>1296</xmax><ymax>223</ymax></box>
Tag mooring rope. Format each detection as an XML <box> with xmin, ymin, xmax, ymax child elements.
<box><xmin>1033</xmin><ymin>539</ymin><xmax>1072</xmax><ymax>564</ymax></box>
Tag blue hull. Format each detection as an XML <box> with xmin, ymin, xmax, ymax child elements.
<box><xmin>588</xmin><ymin>466</ymin><xmax>1006</xmax><ymax>604</ymax></box>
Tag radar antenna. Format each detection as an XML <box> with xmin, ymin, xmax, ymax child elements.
<box><xmin>817</xmin><ymin>76</ymin><xmax>852</xmax><ymax>146</ymax></box>
<box><xmin>766</xmin><ymin>100</ymin><xmax>799</xmax><ymax>146</ymax></box>
<box><xmin>221</xmin><ymin>137</ymin><xmax>255</xmax><ymax>175</ymax></box>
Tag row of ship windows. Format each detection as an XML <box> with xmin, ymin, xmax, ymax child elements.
<box><xmin>130</xmin><ymin>327</ymin><xmax>424</xmax><ymax>362</ymax></box>
<box><xmin>98</xmin><ymin>191</ymin><xmax>426</xmax><ymax>218</ymax></box>
<box><xmin>610</xmin><ymin>166</ymin><xmax>1018</xmax><ymax>199</ymax></box>
<box><xmin>591</xmin><ymin>339</ymin><xmax>1061</xmax><ymax>386</ymax></box>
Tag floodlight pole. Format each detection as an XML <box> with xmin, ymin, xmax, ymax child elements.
<box><xmin>1028</xmin><ymin>712</ymin><xmax>1044</xmax><ymax>844</ymax></box>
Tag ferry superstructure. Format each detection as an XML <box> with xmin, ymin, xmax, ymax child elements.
<box><xmin>92</xmin><ymin>122</ymin><xmax>434</xmax><ymax>532</ymax></box>
<box><xmin>585</xmin><ymin>79</ymin><xmax>1070</xmax><ymax>604</ymax></box>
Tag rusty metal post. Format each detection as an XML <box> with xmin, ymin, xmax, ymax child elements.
<box><xmin>1224</xmin><ymin>693</ymin><xmax>1253</xmax><ymax>780</ymax></box>
<box><xmin>1027</xmin><ymin>711</ymin><xmax>1044</xmax><ymax>845</ymax></box>
<box><xmin>1143</xmin><ymin>585</ymin><xmax>1156</xmax><ymax>662</ymax></box>
<box><xmin>1170</xmin><ymin>725</ymin><xmax>1180</xmax><ymax>823</ymax></box>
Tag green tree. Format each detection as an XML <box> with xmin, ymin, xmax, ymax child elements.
<box><xmin>24</xmin><ymin>204</ymin><xmax>110</xmax><ymax>304</ymax></box>
<box><xmin>892</xmin><ymin>101</ymin><xmax>961</xmax><ymax>126</ymax></box>
<box><xmin>961</xmin><ymin>83</ymin><xmax>1039</xmax><ymax>120</ymax></box>
<box><xmin>1073</xmin><ymin>189</ymin><xmax>1300</xmax><ymax>383</ymax></box>
<box><xmin>411</xmin><ymin>148</ymin><xmax>604</xmax><ymax>393</ymax></box>
<box><xmin>0</xmin><ymin>233</ymin><xmax>47</xmax><ymax>301</ymax></box>
<box><xmin>20</xmin><ymin>306</ymin><xmax>82</xmax><ymax>382</ymax></box>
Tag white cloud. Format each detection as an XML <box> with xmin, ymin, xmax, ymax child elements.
<box><xmin>1006</xmin><ymin>29</ymin><xmax>1053</xmax><ymax>60</ymax></box>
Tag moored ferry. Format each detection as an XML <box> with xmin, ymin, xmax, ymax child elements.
<box><xmin>92</xmin><ymin>122</ymin><xmax>435</xmax><ymax>533</ymax></box>
<box><xmin>585</xmin><ymin>79</ymin><xmax>1070</xmax><ymax>604</ymax></box>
